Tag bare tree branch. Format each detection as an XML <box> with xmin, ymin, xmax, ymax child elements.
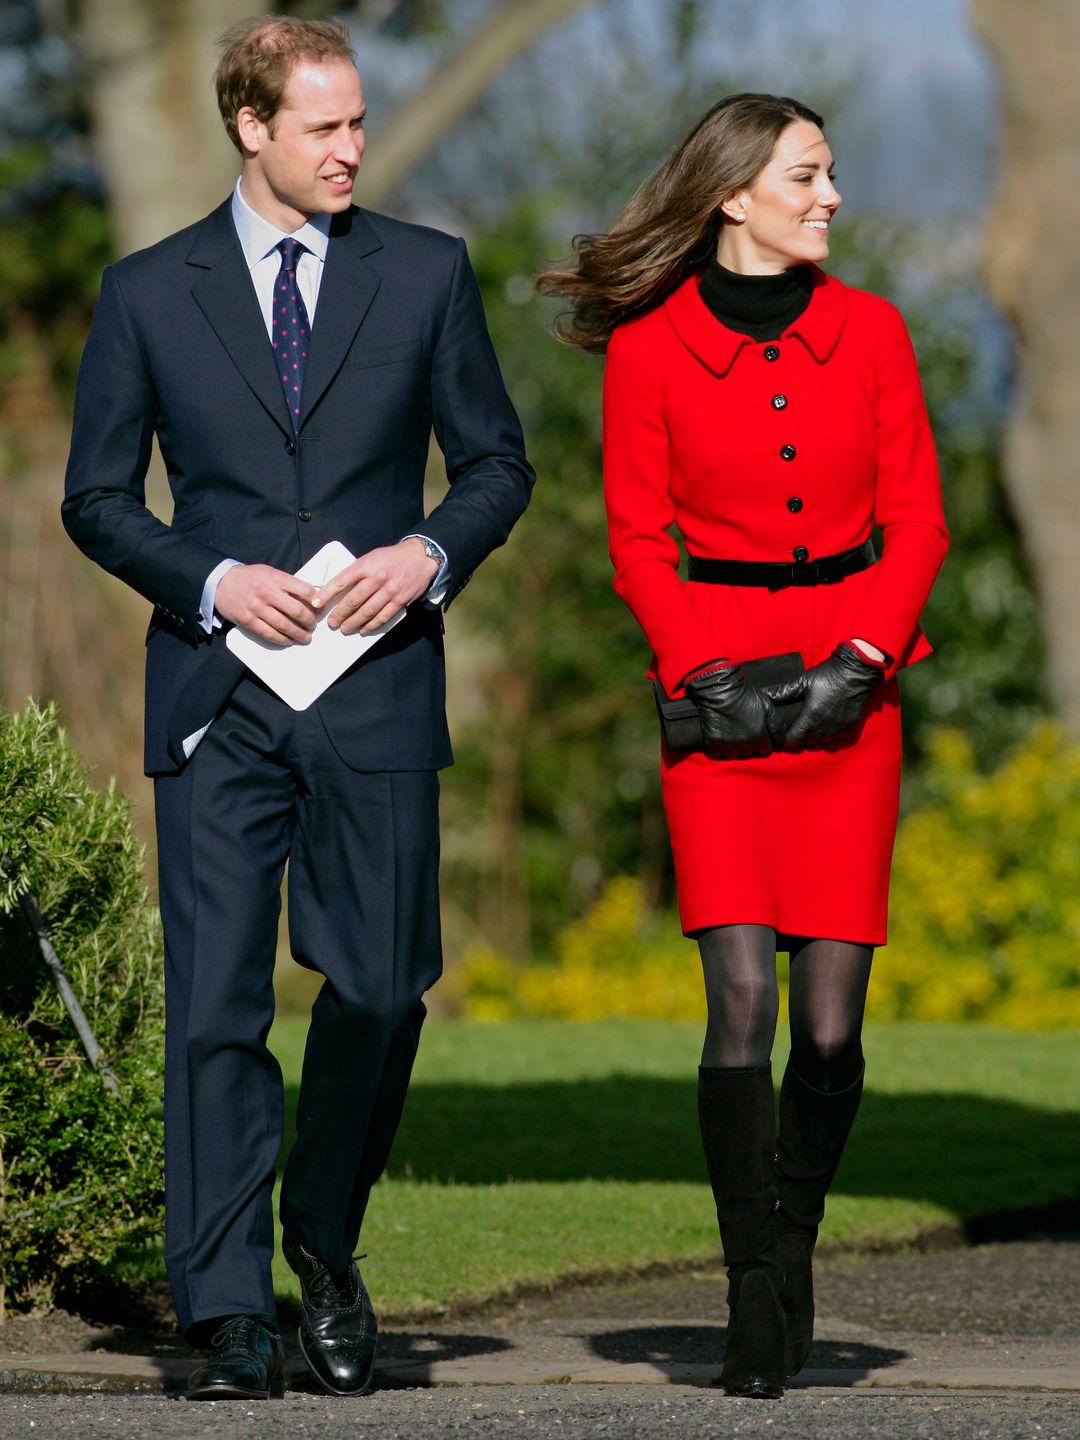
<box><xmin>357</xmin><ymin>0</ymin><xmax>601</xmax><ymax>206</ymax></box>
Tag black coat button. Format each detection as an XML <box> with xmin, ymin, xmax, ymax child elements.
<box><xmin>771</xmin><ymin>394</ymin><xmax>788</xmax><ymax>410</ymax></box>
<box><xmin>793</xmin><ymin>546</ymin><xmax>809</xmax><ymax>562</ymax></box>
<box><xmin>284</xmin><ymin>439</ymin><xmax>296</xmax><ymax>455</ymax></box>
<box><xmin>780</xmin><ymin>444</ymin><xmax>797</xmax><ymax>461</ymax></box>
<box><xmin>787</xmin><ymin>496</ymin><xmax>804</xmax><ymax>513</ymax></box>
<box><xmin>298</xmin><ymin>508</ymin><xmax>313</xmax><ymax>522</ymax></box>
<box><xmin>763</xmin><ymin>344</ymin><xmax>780</xmax><ymax>361</ymax></box>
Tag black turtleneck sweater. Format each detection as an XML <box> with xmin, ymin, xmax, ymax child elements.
<box><xmin>698</xmin><ymin>258</ymin><xmax>814</xmax><ymax>342</ymax></box>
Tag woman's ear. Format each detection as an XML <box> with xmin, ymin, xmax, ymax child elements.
<box><xmin>719</xmin><ymin>190</ymin><xmax>748</xmax><ymax>224</ymax></box>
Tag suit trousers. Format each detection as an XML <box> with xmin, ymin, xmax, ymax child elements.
<box><xmin>153</xmin><ymin>675</ymin><xmax>443</xmax><ymax>1340</ymax></box>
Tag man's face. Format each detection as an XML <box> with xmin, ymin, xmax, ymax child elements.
<box><xmin>238</xmin><ymin>58</ymin><xmax>365</xmax><ymax>231</ymax></box>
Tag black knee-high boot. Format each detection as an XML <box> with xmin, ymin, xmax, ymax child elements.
<box><xmin>698</xmin><ymin>1064</ymin><xmax>786</xmax><ymax>1399</ymax></box>
<box><xmin>773</xmin><ymin>1059</ymin><xmax>864</xmax><ymax>1376</ymax></box>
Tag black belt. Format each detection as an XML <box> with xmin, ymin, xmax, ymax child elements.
<box><xmin>687</xmin><ymin>539</ymin><xmax>876</xmax><ymax>591</ymax></box>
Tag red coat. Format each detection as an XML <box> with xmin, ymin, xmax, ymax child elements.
<box><xmin>602</xmin><ymin>268</ymin><xmax>948</xmax><ymax>944</ymax></box>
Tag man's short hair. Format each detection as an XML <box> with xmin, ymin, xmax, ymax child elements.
<box><xmin>215</xmin><ymin>15</ymin><xmax>356</xmax><ymax>153</ymax></box>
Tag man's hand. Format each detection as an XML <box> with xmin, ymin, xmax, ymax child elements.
<box><xmin>320</xmin><ymin>539</ymin><xmax>441</xmax><ymax>636</ymax></box>
<box><xmin>214</xmin><ymin>564</ymin><xmax>322</xmax><ymax>646</ymax></box>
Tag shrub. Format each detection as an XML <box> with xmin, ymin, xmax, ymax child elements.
<box><xmin>873</xmin><ymin>723</ymin><xmax>1080</xmax><ymax>1027</ymax></box>
<box><xmin>451</xmin><ymin>876</ymin><xmax>706</xmax><ymax>1022</ymax></box>
<box><xmin>454</xmin><ymin>724</ymin><xmax>1080</xmax><ymax>1030</ymax></box>
<box><xmin>0</xmin><ymin>700</ymin><xmax>165</xmax><ymax>1310</ymax></box>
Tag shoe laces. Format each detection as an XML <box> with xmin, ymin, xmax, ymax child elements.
<box><xmin>209</xmin><ymin>1315</ymin><xmax>261</xmax><ymax>1353</ymax></box>
<box><xmin>311</xmin><ymin>1252</ymin><xmax>365</xmax><ymax>1305</ymax></box>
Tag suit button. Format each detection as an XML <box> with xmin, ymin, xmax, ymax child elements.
<box><xmin>298</xmin><ymin>508</ymin><xmax>312</xmax><ymax>522</ymax></box>
<box><xmin>284</xmin><ymin>439</ymin><xmax>296</xmax><ymax>455</ymax></box>
<box><xmin>780</xmin><ymin>444</ymin><xmax>797</xmax><ymax>461</ymax></box>
<box><xmin>763</xmin><ymin>344</ymin><xmax>780</xmax><ymax>361</ymax></box>
<box><xmin>793</xmin><ymin>546</ymin><xmax>809</xmax><ymax>562</ymax></box>
<box><xmin>787</xmin><ymin>496</ymin><xmax>804</xmax><ymax>513</ymax></box>
<box><xmin>771</xmin><ymin>394</ymin><xmax>788</xmax><ymax>409</ymax></box>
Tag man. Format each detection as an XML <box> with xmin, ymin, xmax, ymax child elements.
<box><xmin>62</xmin><ymin>16</ymin><xmax>532</xmax><ymax>1401</ymax></box>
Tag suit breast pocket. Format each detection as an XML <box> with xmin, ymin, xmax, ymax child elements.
<box><xmin>350</xmin><ymin>338</ymin><xmax>426</xmax><ymax>371</ymax></box>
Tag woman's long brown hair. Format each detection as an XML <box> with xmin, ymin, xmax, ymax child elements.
<box><xmin>537</xmin><ymin>92</ymin><xmax>824</xmax><ymax>353</ymax></box>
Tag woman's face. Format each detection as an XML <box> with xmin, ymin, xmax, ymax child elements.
<box><xmin>718</xmin><ymin>120</ymin><xmax>842</xmax><ymax>273</ymax></box>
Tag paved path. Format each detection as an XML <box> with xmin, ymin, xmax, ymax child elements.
<box><xmin>2</xmin><ymin>1239</ymin><xmax>1079</xmax><ymax>1437</ymax></box>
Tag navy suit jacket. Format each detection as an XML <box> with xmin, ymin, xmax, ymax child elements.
<box><xmin>63</xmin><ymin>199</ymin><xmax>533</xmax><ymax>774</ymax></box>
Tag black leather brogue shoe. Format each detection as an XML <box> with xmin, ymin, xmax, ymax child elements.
<box><xmin>185</xmin><ymin>1314</ymin><xmax>285</xmax><ymax>1401</ymax></box>
<box><xmin>282</xmin><ymin>1231</ymin><xmax>378</xmax><ymax>1396</ymax></box>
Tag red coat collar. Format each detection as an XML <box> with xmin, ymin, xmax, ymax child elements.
<box><xmin>662</xmin><ymin>265</ymin><xmax>848</xmax><ymax>376</ymax></box>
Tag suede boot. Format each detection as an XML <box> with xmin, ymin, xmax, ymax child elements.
<box><xmin>774</xmin><ymin>1059</ymin><xmax>864</xmax><ymax>1376</ymax></box>
<box><xmin>698</xmin><ymin>1064</ymin><xmax>786</xmax><ymax>1399</ymax></box>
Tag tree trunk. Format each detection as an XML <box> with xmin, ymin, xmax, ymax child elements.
<box><xmin>80</xmin><ymin>0</ymin><xmax>252</xmax><ymax>255</ymax></box>
<box><xmin>972</xmin><ymin>0</ymin><xmax>1080</xmax><ymax>731</ymax></box>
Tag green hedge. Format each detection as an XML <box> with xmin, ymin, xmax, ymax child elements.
<box><xmin>0</xmin><ymin>700</ymin><xmax>164</xmax><ymax>1308</ymax></box>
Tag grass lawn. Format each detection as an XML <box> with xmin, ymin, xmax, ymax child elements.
<box><xmin>265</xmin><ymin>1019</ymin><xmax>1080</xmax><ymax>1319</ymax></box>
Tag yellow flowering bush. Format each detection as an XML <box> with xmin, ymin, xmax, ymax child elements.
<box><xmin>452</xmin><ymin>876</ymin><xmax>706</xmax><ymax>1021</ymax></box>
<box><xmin>873</xmin><ymin>723</ymin><xmax>1080</xmax><ymax>1028</ymax></box>
<box><xmin>454</xmin><ymin>724</ymin><xmax>1080</xmax><ymax>1029</ymax></box>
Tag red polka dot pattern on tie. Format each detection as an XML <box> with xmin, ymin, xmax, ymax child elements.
<box><xmin>273</xmin><ymin>237</ymin><xmax>311</xmax><ymax>432</ymax></box>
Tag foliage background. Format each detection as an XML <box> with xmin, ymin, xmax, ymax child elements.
<box><xmin>0</xmin><ymin>0</ymin><xmax>1073</xmax><ymax>1025</ymax></box>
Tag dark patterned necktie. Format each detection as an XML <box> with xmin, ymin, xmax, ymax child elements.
<box><xmin>273</xmin><ymin>237</ymin><xmax>311</xmax><ymax>431</ymax></box>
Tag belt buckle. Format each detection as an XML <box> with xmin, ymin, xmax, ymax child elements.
<box><xmin>767</xmin><ymin>564</ymin><xmax>797</xmax><ymax>592</ymax></box>
<box><xmin>789</xmin><ymin>562</ymin><xmax>818</xmax><ymax>587</ymax></box>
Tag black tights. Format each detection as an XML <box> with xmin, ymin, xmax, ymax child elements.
<box><xmin>698</xmin><ymin>923</ymin><xmax>871</xmax><ymax>1092</ymax></box>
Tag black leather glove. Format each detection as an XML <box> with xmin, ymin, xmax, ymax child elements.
<box><xmin>762</xmin><ymin>643</ymin><xmax>883</xmax><ymax>747</ymax></box>
<box><xmin>684</xmin><ymin>661</ymin><xmax>778</xmax><ymax>755</ymax></box>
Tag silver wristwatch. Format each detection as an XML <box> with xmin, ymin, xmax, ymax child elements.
<box><xmin>403</xmin><ymin>536</ymin><xmax>442</xmax><ymax>564</ymax></box>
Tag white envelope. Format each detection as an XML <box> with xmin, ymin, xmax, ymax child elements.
<box><xmin>225</xmin><ymin>541</ymin><xmax>406</xmax><ymax>711</ymax></box>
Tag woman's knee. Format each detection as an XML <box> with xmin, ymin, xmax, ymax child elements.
<box><xmin>788</xmin><ymin>1022</ymin><xmax>863</xmax><ymax>1091</ymax></box>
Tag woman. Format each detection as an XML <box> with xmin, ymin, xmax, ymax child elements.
<box><xmin>539</xmin><ymin>94</ymin><xmax>948</xmax><ymax>1398</ymax></box>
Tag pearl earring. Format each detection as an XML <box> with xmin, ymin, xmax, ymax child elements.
<box><xmin>734</xmin><ymin>211</ymin><xmax>746</xmax><ymax>221</ymax></box>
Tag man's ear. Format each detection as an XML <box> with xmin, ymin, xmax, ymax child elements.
<box><xmin>236</xmin><ymin>106</ymin><xmax>265</xmax><ymax>157</ymax></box>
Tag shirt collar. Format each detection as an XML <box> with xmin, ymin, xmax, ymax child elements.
<box><xmin>231</xmin><ymin>176</ymin><xmax>332</xmax><ymax>268</ymax></box>
<box><xmin>662</xmin><ymin>265</ymin><xmax>848</xmax><ymax>377</ymax></box>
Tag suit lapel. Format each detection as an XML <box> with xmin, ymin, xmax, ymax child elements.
<box><xmin>186</xmin><ymin>201</ymin><xmax>294</xmax><ymax>436</ymax></box>
<box><xmin>299</xmin><ymin>208</ymin><xmax>383</xmax><ymax>431</ymax></box>
<box><xmin>184</xmin><ymin>201</ymin><xmax>384</xmax><ymax>436</ymax></box>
